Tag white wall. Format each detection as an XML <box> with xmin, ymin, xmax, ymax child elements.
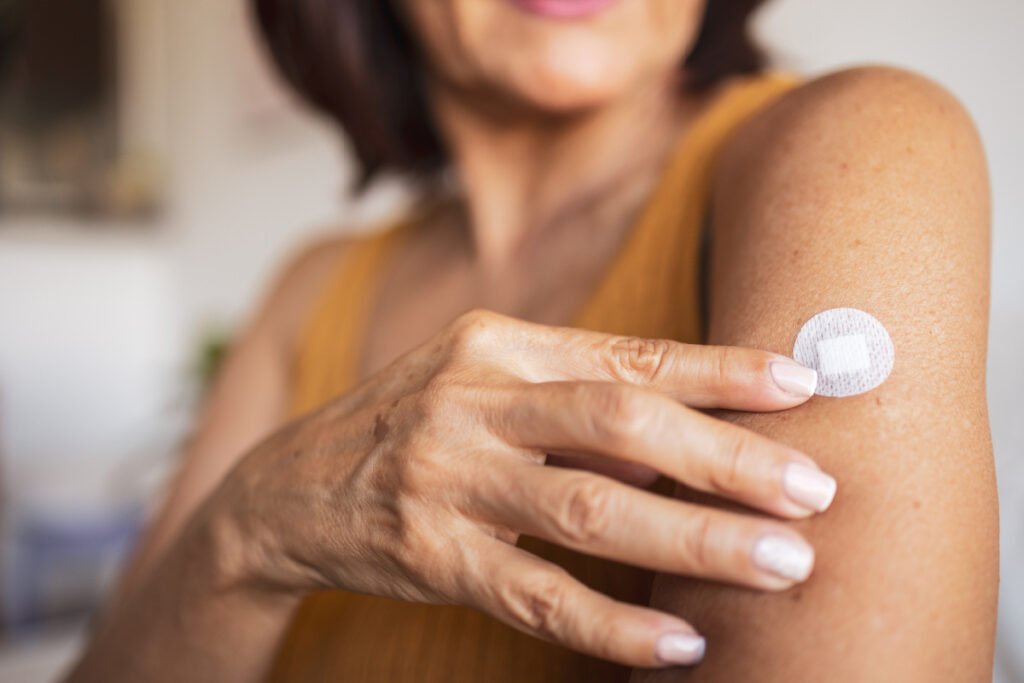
<box><xmin>158</xmin><ymin>0</ymin><xmax>410</xmax><ymax>329</ymax></box>
<box><xmin>0</xmin><ymin>0</ymin><xmax>355</xmax><ymax>497</ymax></box>
<box><xmin>0</xmin><ymin>4</ymin><xmax>372</xmax><ymax>673</ymax></box>
<box><xmin>158</xmin><ymin>0</ymin><xmax>361</xmax><ymax>327</ymax></box>
<box><xmin>0</xmin><ymin>0</ymin><xmax>405</xmax><ymax>467</ymax></box>
<box><xmin>0</xmin><ymin>230</ymin><xmax>181</xmax><ymax>477</ymax></box>
<box><xmin>754</xmin><ymin>2</ymin><xmax>1024</xmax><ymax>680</ymax></box>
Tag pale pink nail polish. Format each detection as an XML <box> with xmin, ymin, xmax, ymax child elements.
<box><xmin>655</xmin><ymin>632</ymin><xmax>706</xmax><ymax>665</ymax></box>
<box><xmin>784</xmin><ymin>463</ymin><xmax>837</xmax><ymax>513</ymax></box>
<box><xmin>770</xmin><ymin>361</ymin><xmax>818</xmax><ymax>398</ymax></box>
<box><xmin>752</xmin><ymin>535</ymin><xmax>815</xmax><ymax>582</ymax></box>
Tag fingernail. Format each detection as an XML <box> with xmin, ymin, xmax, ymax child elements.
<box><xmin>770</xmin><ymin>361</ymin><xmax>818</xmax><ymax>398</ymax></box>
<box><xmin>752</xmin><ymin>535</ymin><xmax>815</xmax><ymax>582</ymax></box>
<box><xmin>783</xmin><ymin>463</ymin><xmax>837</xmax><ymax>513</ymax></box>
<box><xmin>655</xmin><ymin>631</ymin><xmax>706</xmax><ymax>665</ymax></box>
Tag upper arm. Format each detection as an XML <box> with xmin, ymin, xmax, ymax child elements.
<box><xmin>639</xmin><ymin>67</ymin><xmax>997</xmax><ymax>681</ymax></box>
<box><xmin>116</xmin><ymin>236</ymin><xmax>349</xmax><ymax>594</ymax></box>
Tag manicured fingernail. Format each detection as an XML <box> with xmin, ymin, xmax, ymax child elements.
<box><xmin>752</xmin><ymin>535</ymin><xmax>815</xmax><ymax>582</ymax></box>
<box><xmin>783</xmin><ymin>463</ymin><xmax>837</xmax><ymax>513</ymax></box>
<box><xmin>770</xmin><ymin>361</ymin><xmax>818</xmax><ymax>398</ymax></box>
<box><xmin>655</xmin><ymin>632</ymin><xmax>706</xmax><ymax>665</ymax></box>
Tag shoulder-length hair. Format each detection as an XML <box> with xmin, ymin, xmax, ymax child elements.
<box><xmin>251</xmin><ymin>0</ymin><xmax>768</xmax><ymax>186</ymax></box>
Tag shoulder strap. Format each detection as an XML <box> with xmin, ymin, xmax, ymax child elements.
<box><xmin>290</xmin><ymin>222</ymin><xmax>410</xmax><ymax>416</ymax></box>
<box><xmin>574</xmin><ymin>73</ymin><xmax>798</xmax><ymax>342</ymax></box>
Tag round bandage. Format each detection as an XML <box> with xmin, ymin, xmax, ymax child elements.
<box><xmin>792</xmin><ymin>308</ymin><xmax>894</xmax><ymax>398</ymax></box>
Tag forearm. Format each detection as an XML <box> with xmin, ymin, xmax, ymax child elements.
<box><xmin>67</xmin><ymin>236</ymin><xmax>356</xmax><ymax>681</ymax></box>
<box><xmin>67</xmin><ymin>500</ymin><xmax>301</xmax><ymax>683</ymax></box>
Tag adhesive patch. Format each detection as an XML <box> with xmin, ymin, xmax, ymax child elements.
<box><xmin>816</xmin><ymin>335</ymin><xmax>870</xmax><ymax>376</ymax></box>
<box><xmin>793</xmin><ymin>308</ymin><xmax>894</xmax><ymax>397</ymax></box>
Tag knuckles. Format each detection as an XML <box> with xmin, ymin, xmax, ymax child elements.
<box><xmin>498</xmin><ymin>568</ymin><xmax>569</xmax><ymax>641</ymax></box>
<box><xmin>363</xmin><ymin>334</ymin><xmax>497</xmax><ymax>528</ymax></box>
<box><xmin>605</xmin><ymin>336</ymin><xmax>674</xmax><ymax>384</ymax></box>
<box><xmin>708</xmin><ymin>431</ymin><xmax>752</xmax><ymax>496</ymax></box>
<box><xmin>365</xmin><ymin>379</ymin><xmax>479</xmax><ymax>536</ymax></box>
<box><xmin>358</xmin><ymin>452</ymin><xmax>456</xmax><ymax>591</ymax></box>
<box><xmin>681</xmin><ymin>510</ymin><xmax>716</xmax><ymax>575</ymax></box>
<box><xmin>578</xmin><ymin>384</ymin><xmax>651</xmax><ymax>449</ymax></box>
<box><xmin>556</xmin><ymin>476</ymin><xmax>617</xmax><ymax>545</ymax></box>
<box><xmin>388</xmin><ymin>512</ymin><xmax>449</xmax><ymax>588</ymax></box>
<box><xmin>445</xmin><ymin>308</ymin><xmax>510</xmax><ymax>357</ymax></box>
<box><xmin>343</xmin><ymin>309</ymin><xmax>549</xmax><ymax>603</ymax></box>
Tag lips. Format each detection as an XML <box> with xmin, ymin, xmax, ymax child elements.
<box><xmin>505</xmin><ymin>0</ymin><xmax>620</xmax><ymax>20</ymax></box>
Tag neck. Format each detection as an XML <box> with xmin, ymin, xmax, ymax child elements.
<box><xmin>431</xmin><ymin>76</ymin><xmax>696</xmax><ymax>268</ymax></box>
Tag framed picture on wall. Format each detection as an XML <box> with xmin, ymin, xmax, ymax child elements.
<box><xmin>0</xmin><ymin>0</ymin><xmax>165</xmax><ymax>220</ymax></box>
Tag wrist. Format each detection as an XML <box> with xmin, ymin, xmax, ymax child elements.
<box><xmin>188</xmin><ymin>482</ymin><xmax>305</xmax><ymax>609</ymax></box>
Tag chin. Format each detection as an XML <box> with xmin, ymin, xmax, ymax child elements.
<box><xmin>500</xmin><ymin>38</ymin><xmax>639</xmax><ymax>113</ymax></box>
<box><xmin>405</xmin><ymin>0</ymin><xmax>697</xmax><ymax>116</ymax></box>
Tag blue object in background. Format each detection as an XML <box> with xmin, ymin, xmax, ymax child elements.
<box><xmin>3</xmin><ymin>504</ymin><xmax>144</xmax><ymax>635</ymax></box>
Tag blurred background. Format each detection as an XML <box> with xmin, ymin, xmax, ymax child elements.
<box><xmin>0</xmin><ymin>0</ymin><xmax>1020</xmax><ymax>680</ymax></box>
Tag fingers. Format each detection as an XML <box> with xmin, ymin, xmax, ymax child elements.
<box><xmin>338</xmin><ymin>310</ymin><xmax>816</xmax><ymax>424</ymax></box>
<box><xmin>545</xmin><ymin>451</ymin><xmax>662</xmax><ymax>488</ymax></box>
<box><xmin>467</xmin><ymin>540</ymin><xmax>707</xmax><ymax>668</ymax></box>
<box><xmin>343</xmin><ymin>309</ymin><xmax>818</xmax><ymax>420</ymax></box>
<box><xmin>475</xmin><ymin>463</ymin><xmax>814</xmax><ymax>591</ymax></box>
<box><xmin>495</xmin><ymin>381</ymin><xmax>837</xmax><ymax>519</ymax></box>
<box><xmin>530</xmin><ymin>325</ymin><xmax>818</xmax><ymax>411</ymax></box>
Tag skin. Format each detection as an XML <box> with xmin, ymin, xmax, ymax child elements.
<box><xmin>67</xmin><ymin>0</ymin><xmax>996</xmax><ymax>680</ymax></box>
<box><xmin>635</xmin><ymin>67</ymin><xmax>996</xmax><ymax>681</ymax></box>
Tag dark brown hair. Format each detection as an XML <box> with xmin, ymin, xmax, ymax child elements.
<box><xmin>252</xmin><ymin>0</ymin><xmax>767</xmax><ymax>185</ymax></box>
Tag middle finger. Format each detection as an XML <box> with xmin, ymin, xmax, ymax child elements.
<box><xmin>491</xmin><ymin>381</ymin><xmax>837</xmax><ymax>519</ymax></box>
<box><xmin>475</xmin><ymin>460</ymin><xmax>816</xmax><ymax>591</ymax></box>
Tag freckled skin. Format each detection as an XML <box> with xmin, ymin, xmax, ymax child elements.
<box><xmin>635</xmin><ymin>66</ymin><xmax>995</xmax><ymax>683</ymax></box>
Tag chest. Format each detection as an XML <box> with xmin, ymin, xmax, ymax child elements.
<box><xmin>355</xmin><ymin>215</ymin><xmax>639</xmax><ymax>382</ymax></box>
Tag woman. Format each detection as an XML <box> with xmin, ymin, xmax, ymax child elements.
<box><xmin>69</xmin><ymin>0</ymin><xmax>997</xmax><ymax>681</ymax></box>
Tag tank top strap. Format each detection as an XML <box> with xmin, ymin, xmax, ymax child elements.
<box><xmin>290</xmin><ymin>220</ymin><xmax>412</xmax><ymax>416</ymax></box>
<box><xmin>574</xmin><ymin>72</ymin><xmax>798</xmax><ymax>340</ymax></box>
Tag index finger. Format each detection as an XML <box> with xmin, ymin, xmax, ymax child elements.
<box><xmin>526</xmin><ymin>324</ymin><xmax>818</xmax><ymax>411</ymax></box>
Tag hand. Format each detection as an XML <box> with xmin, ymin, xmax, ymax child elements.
<box><xmin>212</xmin><ymin>310</ymin><xmax>835</xmax><ymax>668</ymax></box>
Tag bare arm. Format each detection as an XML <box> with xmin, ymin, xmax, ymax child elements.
<box><xmin>67</xmin><ymin>239</ymin><xmax>347</xmax><ymax>681</ymax></box>
<box><xmin>113</xmin><ymin>238</ymin><xmax>347</xmax><ymax>598</ymax></box>
<box><xmin>638</xmin><ymin>66</ymin><xmax>997</xmax><ymax>681</ymax></box>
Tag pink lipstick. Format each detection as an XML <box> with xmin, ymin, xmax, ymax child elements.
<box><xmin>505</xmin><ymin>0</ymin><xmax>620</xmax><ymax>20</ymax></box>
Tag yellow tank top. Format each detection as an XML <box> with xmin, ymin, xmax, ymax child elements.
<box><xmin>271</xmin><ymin>73</ymin><xmax>795</xmax><ymax>683</ymax></box>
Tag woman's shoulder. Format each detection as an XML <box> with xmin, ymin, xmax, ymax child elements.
<box><xmin>247</xmin><ymin>232</ymin><xmax>352</xmax><ymax>358</ymax></box>
<box><xmin>716</xmin><ymin>65</ymin><xmax>983</xmax><ymax>193</ymax></box>
<box><xmin>769</xmin><ymin>64</ymin><xmax>967</xmax><ymax>113</ymax></box>
<box><xmin>262</xmin><ymin>194</ymin><xmax>447</xmax><ymax>356</ymax></box>
<box><xmin>711</xmin><ymin>65</ymin><xmax>986</xmax><ymax>247</ymax></box>
<box><xmin>255</xmin><ymin>217</ymin><xmax>407</xmax><ymax>357</ymax></box>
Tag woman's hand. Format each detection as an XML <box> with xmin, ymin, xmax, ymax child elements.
<box><xmin>211</xmin><ymin>309</ymin><xmax>835</xmax><ymax>668</ymax></box>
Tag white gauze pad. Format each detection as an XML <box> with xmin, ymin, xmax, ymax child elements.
<box><xmin>792</xmin><ymin>308</ymin><xmax>894</xmax><ymax>397</ymax></box>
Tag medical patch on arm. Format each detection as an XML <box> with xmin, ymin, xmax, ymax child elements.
<box><xmin>793</xmin><ymin>308</ymin><xmax>894</xmax><ymax>397</ymax></box>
